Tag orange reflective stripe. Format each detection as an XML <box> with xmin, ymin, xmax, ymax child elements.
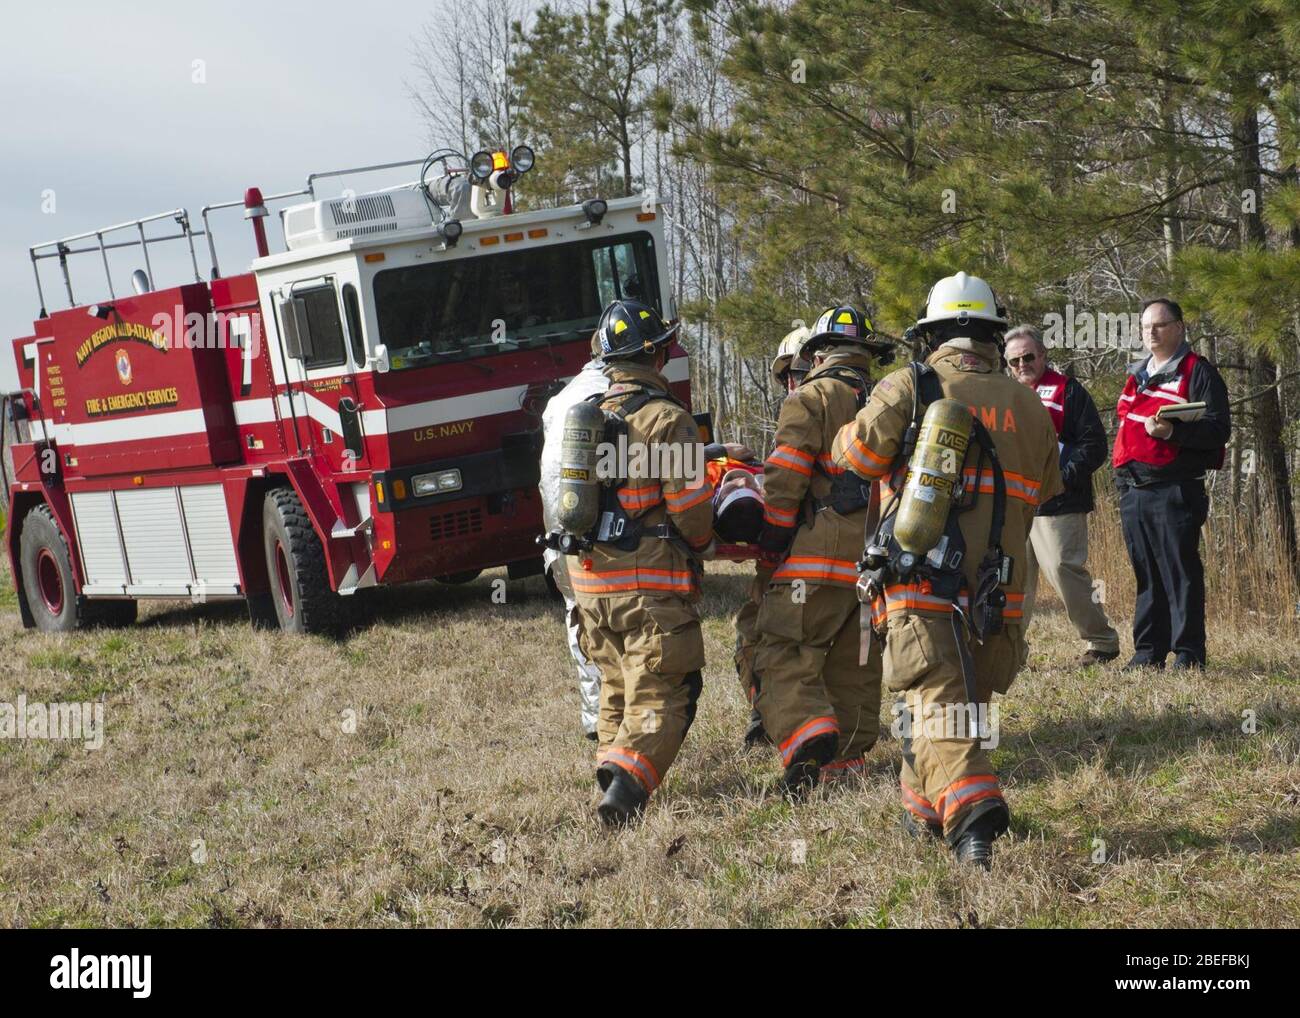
<box><xmin>1004</xmin><ymin>591</ymin><xmax>1025</xmax><ymax>619</ymax></box>
<box><xmin>842</xmin><ymin>434</ymin><xmax>890</xmax><ymax>479</ymax></box>
<box><xmin>821</xmin><ymin>757</ymin><xmax>865</xmax><ymax>776</ymax></box>
<box><xmin>571</xmin><ymin>567</ymin><xmax>697</xmax><ymax>595</ymax></box>
<box><xmin>900</xmin><ymin>782</ymin><xmax>941</xmax><ymax>822</ymax></box>
<box><xmin>617</xmin><ymin>483</ymin><xmax>663</xmax><ymax>511</ymax></box>
<box><xmin>763</xmin><ymin>503</ymin><xmax>798</xmax><ymax>527</ymax></box>
<box><xmin>880</xmin><ymin>584</ymin><xmax>965</xmax><ymax>616</ymax></box>
<box><xmin>664</xmin><ymin>482</ymin><xmax>714</xmax><ymax>511</ymax></box>
<box><xmin>778</xmin><ymin>715</ymin><xmax>839</xmax><ymax>766</ymax></box>
<box><xmin>960</xmin><ymin>468</ymin><xmax>1041</xmax><ymax>507</ymax></box>
<box><xmin>599</xmin><ymin>746</ymin><xmax>661</xmax><ymax>793</ymax></box>
<box><xmin>773</xmin><ymin>556</ymin><xmax>860</xmax><ymax>585</ymax></box>
<box><xmin>767</xmin><ymin>444</ymin><xmax>815</xmax><ymax>477</ymax></box>
<box><xmin>817</xmin><ymin>452</ymin><xmax>846</xmax><ymax>476</ymax></box>
<box><xmin>934</xmin><ymin>774</ymin><xmax>1002</xmax><ymax>820</ymax></box>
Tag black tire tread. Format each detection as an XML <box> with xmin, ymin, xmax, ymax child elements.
<box><xmin>266</xmin><ymin>486</ymin><xmax>338</xmax><ymax>634</ymax></box>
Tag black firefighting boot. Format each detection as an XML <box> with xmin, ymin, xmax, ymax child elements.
<box><xmin>946</xmin><ymin>798</ymin><xmax>1010</xmax><ymax>870</ymax></box>
<box><xmin>779</xmin><ymin>733</ymin><xmax>838</xmax><ymax>802</ymax></box>
<box><xmin>743</xmin><ymin>707</ymin><xmax>771</xmax><ymax>748</ymax></box>
<box><xmin>596</xmin><ymin>765</ymin><xmax>648</xmax><ymax>827</ymax></box>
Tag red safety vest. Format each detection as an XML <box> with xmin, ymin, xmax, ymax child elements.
<box><xmin>1113</xmin><ymin>350</ymin><xmax>1221</xmax><ymax>469</ymax></box>
<box><xmin>1034</xmin><ymin>367</ymin><xmax>1067</xmax><ymax>436</ymax></box>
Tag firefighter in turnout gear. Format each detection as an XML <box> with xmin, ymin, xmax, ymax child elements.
<box><xmin>570</xmin><ymin>300</ymin><xmax>715</xmax><ymax>825</ymax></box>
<box><xmin>833</xmin><ymin>273</ymin><xmax>1062</xmax><ymax>867</ymax></box>
<box><xmin>752</xmin><ymin>306</ymin><xmax>895</xmax><ymax>796</ymax></box>
<box><xmin>737</xmin><ymin>325</ymin><xmax>814</xmax><ymax>748</ymax></box>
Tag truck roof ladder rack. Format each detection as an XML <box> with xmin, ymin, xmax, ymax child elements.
<box><xmin>29</xmin><ymin>209</ymin><xmax>205</xmax><ymax>316</ymax></box>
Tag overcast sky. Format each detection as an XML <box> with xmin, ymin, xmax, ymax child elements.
<box><xmin>0</xmin><ymin>1</ymin><xmax>452</xmax><ymax>389</ymax></box>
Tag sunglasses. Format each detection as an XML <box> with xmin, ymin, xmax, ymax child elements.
<box><xmin>1007</xmin><ymin>353</ymin><xmax>1039</xmax><ymax>368</ymax></box>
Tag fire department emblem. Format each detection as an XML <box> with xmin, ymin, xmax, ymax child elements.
<box><xmin>116</xmin><ymin>349</ymin><xmax>132</xmax><ymax>385</ymax></box>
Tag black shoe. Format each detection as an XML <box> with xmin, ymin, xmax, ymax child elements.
<box><xmin>596</xmin><ymin>766</ymin><xmax>648</xmax><ymax>827</ymax></box>
<box><xmin>1121</xmin><ymin>655</ymin><xmax>1165</xmax><ymax>672</ymax></box>
<box><xmin>743</xmin><ymin>707</ymin><xmax>771</xmax><ymax>748</ymax></box>
<box><xmin>947</xmin><ymin>799</ymin><xmax>1010</xmax><ymax>871</ymax></box>
<box><xmin>1080</xmin><ymin>649</ymin><xmax>1119</xmax><ymax>666</ymax></box>
<box><xmin>1171</xmin><ymin>655</ymin><xmax>1205</xmax><ymax>671</ymax></box>
<box><xmin>779</xmin><ymin>733</ymin><xmax>838</xmax><ymax>801</ymax></box>
<box><xmin>901</xmin><ymin>812</ymin><xmax>942</xmax><ymax>840</ymax></box>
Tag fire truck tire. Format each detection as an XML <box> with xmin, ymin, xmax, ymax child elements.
<box><xmin>434</xmin><ymin>570</ymin><xmax>481</xmax><ymax>585</ymax></box>
<box><xmin>263</xmin><ymin>487</ymin><xmax>338</xmax><ymax>634</ymax></box>
<box><xmin>18</xmin><ymin>504</ymin><xmax>81</xmax><ymax>632</ymax></box>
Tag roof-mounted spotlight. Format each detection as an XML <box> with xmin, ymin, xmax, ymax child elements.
<box><xmin>437</xmin><ymin>218</ymin><xmax>463</xmax><ymax>250</ymax></box>
<box><xmin>470</xmin><ymin>150</ymin><xmax>496</xmax><ymax>182</ymax></box>
<box><xmin>577</xmin><ymin>198</ymin><xmax>608</xmax><ymax>230</ymax></box>
<box><xmin>87</xmin><ymin>303</ymin><xmax>114</xmax><ymax>320</ymax></box>
<box><xmin>510</xmin><ymin>145</ymin><xmax>535</xmax><ymax>174</ymax></box>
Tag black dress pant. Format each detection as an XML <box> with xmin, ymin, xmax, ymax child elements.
<box><xmin>1118</xmin><ymin>478</ymin><xmax>1210</xmax><ymax>665</ymax></box>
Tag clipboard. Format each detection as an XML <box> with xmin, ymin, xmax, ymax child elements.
<box><xmin>1155</xmin><ymin>401</ymin><xmax>1207</xmax><ymax>422</ymax></box>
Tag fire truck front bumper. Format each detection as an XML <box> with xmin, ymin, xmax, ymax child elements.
<box><xmin>368</xmin><ymin>438</ymin><xmax>545</xmax><ymax>583</ymax></box>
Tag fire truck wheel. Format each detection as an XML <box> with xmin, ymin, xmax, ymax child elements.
<box><xmin>434</xmin><ymin>570</ymin><xmax>481</xmax><ymax>585</ymax></box>
<box><xmin>263</xmin><ymin>487</ymin><xmax>338</xmax><ymax>634</ymax></box>
<box><xmin>18</xmin><ymin>504</ymin><xmax>80</xmax><ymax>632</ymax></box>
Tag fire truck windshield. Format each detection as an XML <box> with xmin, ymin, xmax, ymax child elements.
<box><xmin>373</xmin><ymin>231</ymin><xmax>660</xmax><ymax>370</ymax></box>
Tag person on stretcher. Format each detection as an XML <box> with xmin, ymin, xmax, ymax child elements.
<box><xmin>703</xmin><ymin>443</ymin><xmax>765</xmax><ymax>549</ymax></box>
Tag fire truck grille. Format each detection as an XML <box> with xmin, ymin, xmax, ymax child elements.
<box><xmin>429</xmin><ymin>507</ymin><xmax>483</xmax><ymax>542</ymax></box>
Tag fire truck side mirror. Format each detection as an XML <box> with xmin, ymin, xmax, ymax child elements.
<box><xmin>369</xmin><ymin>344</ymin><xmax>390</xmax><ymax>373</ymax></box>
<box><xmin>278</xmin><ymin>296</ymin><xmax>314</xmax><ymax>362</ymax></box>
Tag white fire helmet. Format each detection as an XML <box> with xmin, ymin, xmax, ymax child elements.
<box><xmin>770</xmin><ymin>325</ymin><xmax>811</xmax><ymax>387</ymax></box>
<box><xmin>917</xmin><ymin>271</ymin><xmax>1007</xmax><ymax>328</ymax></box>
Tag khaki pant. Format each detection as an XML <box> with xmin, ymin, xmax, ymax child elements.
<box><xmin>753</xmin><ymin>582</ymin><xmax>883</xmax><ymax>773</ymax></box>
<box><xmin>733</xmin><ymin>567</ymin><xmax>771</xmax><ymax>704</ymax></box>
<box><xmin>577</xmin><ymin>594</ymin><xmax>705</xmax><ymax>796</ymax></box>
<box><xmin>1024</xmin><ymin>513</ymin><xmax>1119</xmax><ymax>653</ymax></box>
<box><xmin>883</xmin><ymin>612</ymin><xmax>1025</xmax><ymax>837</ymax></box>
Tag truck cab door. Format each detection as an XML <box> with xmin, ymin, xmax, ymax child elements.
<box><xmin>274</xmin><ymin>277</ymin><xmax>367</xmax><ymax>470</ymax></box>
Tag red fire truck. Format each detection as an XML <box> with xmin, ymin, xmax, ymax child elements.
<box><xmin>2</xmin><ymin>147</ymin><xmax>691</xmax><ymax>633</ymax></box>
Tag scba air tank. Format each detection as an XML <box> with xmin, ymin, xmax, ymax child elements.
<box><xmin>894</xmin><ymin>398</ymin><xmax>972</xmax><ymax>555</ymax></box>
<box><xmin>556</xmin><ymin>400</ymin><xmax>606</xmax><ymax>537</ymax></box>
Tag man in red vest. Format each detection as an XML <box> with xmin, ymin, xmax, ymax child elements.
<box><xmin>1113</xmin><ymin>298</ymin><xmax>1231</xmax><ymax>670</ymax></box>
<box><xmin>1005</xmin><ymin>325</ymin><xmax>1119</xmax><ymax>665</ymax></box>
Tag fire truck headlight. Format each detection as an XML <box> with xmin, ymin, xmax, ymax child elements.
<box><xmin>511</xmin><ymin>145</ymin><xmax>535</xmax><ymax>174</ymax></box>
<box><xmin>470</xmin><ymin>151</ymin><xmax>495</xmax><ymax>182</ymax></box>
<box><xmin>412</xmin><ymin>469</ymin><xmax>463</xmax><ymax>497</ymax></box>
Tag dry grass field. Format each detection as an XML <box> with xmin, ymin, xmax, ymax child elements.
<box><xmin>1</xmin><ymin>544</ymin><xmax>1298</xmax><ymax>929</ymax></box>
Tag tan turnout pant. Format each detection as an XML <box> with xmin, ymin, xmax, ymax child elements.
<box><xmin>882</xmin><ymin>612</ymin><xmax>1025</xmax><ymax>837</ymax></box>
<box><xmin>1024</xmin><ymin>513</ymin><xmax>1119</xmax><ymax>654</ymax></box>
<box><xmin>577</xmin><ymin>594</ymin><xmax>705</xmax><ymax>796</ymax></box>
<box><xmin>753</xmin><ymin>582</ymin><xmax>883</xmax><ymax>776</ymax></box>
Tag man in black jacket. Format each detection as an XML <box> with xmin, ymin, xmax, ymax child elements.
<box><xmin>1112</xmin><ymin>299</ymin><xmax>1231</xmax><ymax>670</ymax></box>
<box><xmin>1006</xmin><ymin>326</ymin><xmax>1120</xmax><ymax>665</ymax></box>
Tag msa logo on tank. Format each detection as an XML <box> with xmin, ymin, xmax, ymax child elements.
<box><xmin>116</xmin><ymin>348</ymin><xmax>132</xmax><ymax>385</ymax></box>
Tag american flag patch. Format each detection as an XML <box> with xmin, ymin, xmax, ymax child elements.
<box><xmin>834</xmin><ymin>324</ymin><xmax>858</xmax><ymax>336</ymax></box>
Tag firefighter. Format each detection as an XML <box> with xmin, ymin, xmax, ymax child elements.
<box><xmin>752</xmin><ymin>307</ymin><xmax>894</xmax><ymax>796</ymax></box>
<box><xmin>570</xmin><ymin>300</ymin><xmax>715</xmax><ymax>825</ymax></box>
<box><xmin>736</xmin><ymin>325</ymin><xmax>813</xmax><ymax>748</ymax></box>
<box><xmin>539</xmin><ymin>335</ymin><xmax>609</xmax><ymax>740</ymax></box>
<box><xmin>833</xmin><ymin>272</ymin><xmax>1062</xmax><ymax>868</ymax></box>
